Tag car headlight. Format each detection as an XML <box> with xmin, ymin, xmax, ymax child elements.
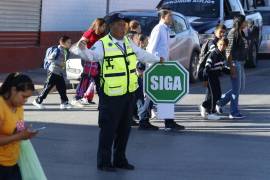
<box><xmin>199</xmin><ymin>34</ymin><xmax>213</xmax><ymax>45</ymax></box>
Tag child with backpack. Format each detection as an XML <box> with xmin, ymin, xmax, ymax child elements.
<box><xmin>197</xmin><ymin>24</ymin><xmax>227</xmax><ymax>81</ymax></box>
<box><xmin>33</xmin><ymin>36</ymin><xmax>73</xmax><ymax>110</ymax></box>
<box><xmin>198</xmin><ymin>24</ymin><xmax>227</xmax><ymax>116</ymax></box>
<box><xmin>200</xmin><ymin>38</ymin><xmax>231</xmax><ymax>120</ymax></box>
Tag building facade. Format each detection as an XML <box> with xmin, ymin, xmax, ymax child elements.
<box><xmin>0</xmin><ymin>0</ymin><xmax>159</xmax><ymax>72</ymax></box>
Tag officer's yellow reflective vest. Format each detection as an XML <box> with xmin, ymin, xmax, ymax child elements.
<box><xmin>100</xmin><ymin>35</ymin><xmax>138</xmax><ymax>96</ymax></box>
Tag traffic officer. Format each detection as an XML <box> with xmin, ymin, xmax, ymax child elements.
<box><xmin>77</xmin><ymin>13</ymin><xmax>164</xmax><ymax>172</ymax></box>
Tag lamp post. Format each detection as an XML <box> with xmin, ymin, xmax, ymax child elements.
<box><xmin>106</xmin><ymin>0</ymin><xmax>110</xmax><ymax>15</ymax></box>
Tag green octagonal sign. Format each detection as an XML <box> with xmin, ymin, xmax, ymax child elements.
<box><xmin>144</xmin><ymin>61</ymin><xmax>189</xmax><ymax>104</ymax></box>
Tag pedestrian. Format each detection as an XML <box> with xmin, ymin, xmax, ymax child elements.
<box><xmin>208</xmin><ymin>24</ymin><xmax>227</xmax><ymax>51</ymax></box>
<box><xmin>136</xmin><ymin>62</ymin><xmax>159</xmax><ymax>130</ymax></box>
<box><xmin>127</xmin><ymin>20</ymin><xmax>150</xmax><ymax>126</ymax></box>
<box><xmin>128</xmin><ymin>20</ymin><xmax>142</xmax><ymax>34</ymax></box>
<box><xmin>127</xmin><ymin>30</ymin><xmax>142</xmax><ymax>126</ymax></box>
<box><xmin>82</xmin><ymin>18</ymin><xmax>107</xmax><ymax>49</ymax></box>
<box><xmin>76</xmin><ymin>13</ymin><xmax>164</xmax><ymax>171</ymax></box>
<box><xmin>32</xmin><ymin>36</ymin><xmax>74</xmax><ymax>110</ymax></box>
<box><xmin>127</xmin><ymin>20</ymin><xmax>142</xmax><ymax>48</ymax></box>
<box><xmin>129</xmin><ymin>32</ymin><xmax>148</xmax><ymax>49</ymax></box>
<box><xmin>127</xmin><ymin>24</ymin><xmax>150</xmax><ymax>126</ymax></box>
<box><xmin>127</xmin><ymin>31</ymin><xmax>140</xmax><ymax>46</ymax></box>
<box><xmin>199</xmin><ymin>24</ymin><xmax>227</xmax><ymax>117</ymax></box>
<box><xmin>137</xmin><ymin>34</ymin><xmax>148</xmax><ymax>49</ymax></box>
<box><xmin>200</xmin><ymin>38</ymin><xmax>231</xmax><ymax>120</ymax></box>
<box><xmin>0</xmin><ymin>73</ymin><xmax>38</xmax><ymax>180</ymax></box>
<box><xmin>71</xmin><ymin>18</ymin><xmax>106</xmax><ymax>107</ymax></box>
<box><xmin>216</xmin><ymin>15</ymin><xmax>248</xmax><ymax>119</ymax></box>
<box><xmin>142</xmin><ymin>8</ymin><xmax>185</xmax><ymax>131</ymax></box>
<box><xmin>132</xmin><ymin>34</ymin><xmax>159</xmax><ymax>130</ymax></box>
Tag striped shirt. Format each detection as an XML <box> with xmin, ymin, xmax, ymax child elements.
<box><xmin>203</xmin><ymin>48</ymin><xmax>230</xmax><ymax>80</ymax></box>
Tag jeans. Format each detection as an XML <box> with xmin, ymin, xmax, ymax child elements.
<box><xmin>218</xmin><ymin>61</ymin><xmax>245</xmax><ymax>116</ymax></box>
<box><xmin>137</xmin><ymin>96</ymin><xmax>152</xmax><ymax>122</ymax></box>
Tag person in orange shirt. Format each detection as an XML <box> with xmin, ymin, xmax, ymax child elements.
<box><xmin>0</xmin><ymin>73</ymin><xmax>37</xmax><ymax>180</ymax></box>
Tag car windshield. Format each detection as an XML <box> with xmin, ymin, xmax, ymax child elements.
<box><xmin>125</xmin><ymin>15</ymin><xmax>159</xmax><ymax>36</ymax></box>
<box><xmin>159</xmin><ymin>0</ymin><xmax>220</xmax><ymax>18</ymax></box>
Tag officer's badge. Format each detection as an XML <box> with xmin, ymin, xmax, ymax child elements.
<box><xmin>108</xmin><ymin>43</ymin><xmax>113</xmax><ymax>47</ymax></box>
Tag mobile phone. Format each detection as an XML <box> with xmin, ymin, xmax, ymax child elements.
<box><xmin>32</xmin><ymin>127</ymin><xmax>46</xmax><ymax>132</ymax></box>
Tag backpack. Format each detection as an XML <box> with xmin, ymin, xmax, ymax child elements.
<box><xmin>197</xmin><ymin>40</ymin><xmax>211</xmax><ymax>81</ymax></box>
<box><xmin>43</xmin><ymin>46</ymin><xmax>60</xmax><ymax>70</ymax></box>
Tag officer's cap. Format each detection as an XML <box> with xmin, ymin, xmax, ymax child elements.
<box><xmin>108</xmin><ymin>13</ymin><xmax>129</xmax><ymax>24</ymax></box>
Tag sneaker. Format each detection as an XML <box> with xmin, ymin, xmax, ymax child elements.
<box><xmin>229</xmin><ymin>113</ymin><xmax>245</xmax><ymax>119</ymax></box>
<box><xmin>60</xmin><ymin>103</ymin><xmax>72</xmax><ymax>110</ymax></box>
<box><xmin>133</xmin><ymin>114</ymin><xmax>139</xmax><ymax>121</ymax></box>
<box><xmin>199</xmin><ymin>105</ymin><xmax>207</xmax><ymax>118</ymax></box>
<box><xmin>71</xmin><ymin>99</ymin><xmax>84</xmax><ymax>107</ymax></box>
<box><xmin>165</xmin><ymin>121</ymin><xmax>185</xmax><ymax>131</ymax></box>
<box><xmin>81</xmin><ymin>98</ymin><xmax>97</xmax><ymax>105</ymax></box>
<box><xmin>151</xmin><ymin>109</ymin><xmax>157</xmax><ymax>119</ymax></box>
<box><xmin>131</xmin><ymin>119</ymin><xmax>139</xmax><ymax>127</ymax></box>
<box><xmin>216</xmin><ymin>105</ymin><xmax>223</xmax><ymax>114</ymax></box>
<box><xmin>207</xmin><ymin>114</ymin><xmax>221</xmax><ymax>120</ymax></box>
<box><xmin>138</xmin><ymin>121</ymin><xmax>159</xmax><ymax>131</ymax></box>
<box><xmin>32</xmin><ymin>99</ymin><xmax>45</xmax><ymax>109</ymax></box>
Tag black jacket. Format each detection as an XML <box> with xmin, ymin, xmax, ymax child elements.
<box><xmin>203</xmin><ymin>48</ymin><xmax>230</xmax><ymax>81</ymax></box>
<box><xmin>226</xmin><ymin>28</ymin><xmax>248</xmax><ymax>61</ymax></box>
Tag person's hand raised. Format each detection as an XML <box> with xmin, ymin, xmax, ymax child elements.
<box><xmin>78</xmin><ymin>40</ymin><xmax>87</xmax><ymax>50</ymax></box>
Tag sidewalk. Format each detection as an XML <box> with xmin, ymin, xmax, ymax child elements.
<box><xmin>0</xmin><ymin>68</ymin><xmax>78</xmax><ymax>93</ymax></box>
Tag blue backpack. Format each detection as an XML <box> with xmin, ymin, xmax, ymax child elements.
<box><xmin>43</xmin><ymin>46</ymin><xmax>60</xmax><ymax>70</ymax></box>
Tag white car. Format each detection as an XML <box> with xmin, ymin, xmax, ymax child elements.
<box><xmin>257</xmin><ymin>7</ymin><xmax>270</xmax><ymax>54</ymax></box>
<box><xmin>66</xmin><ymin>58</ymin><xmax>83</xmax><ymax>80</ymax></box>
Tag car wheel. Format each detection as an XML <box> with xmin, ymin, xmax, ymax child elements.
<box><xmin>189</xmin><ymin>50</ymin><xmax>200</xmax><ymax>83</ymax></box>
<box><xmin>246</xmin><ymin>41</ymin><xmax>258</xmax><ymax>68</ymax></box>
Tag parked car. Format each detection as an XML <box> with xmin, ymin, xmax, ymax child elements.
<box><xmin>66</xmin><ymin>58</ymin><xmax>83</xmax><ymax>80</ymax></box>
<box><xmin>257</xmin><ymin>6</ymin><xmax>270</xmax><ymax>54</ymax></box>
<box><xmin>158</xmin><ymin>0</ymin><xmax>263</xmax><ymax>68</ymax></box>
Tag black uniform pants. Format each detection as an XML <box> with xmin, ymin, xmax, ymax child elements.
<box><xmin>36</xmin><ymin>72</ymin><xmax>69</xmax><ymax>104</ymax></box>
<box><xmin>97</xmin><ymin>92</ymin><xmax>135</xmax><ymax>167</ymax></box>
<box><xmin>202</xmin><ymin>73</ymin><xmax>221</xmax><ymax>114</ymax></box>
<box><xmin>0</xmin><ymin>164</ymin><xmax>22</xmax><ymax>180</ymax></box>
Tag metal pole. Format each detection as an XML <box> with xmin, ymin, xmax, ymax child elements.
<box><xmin>106</xmin><ymin>0</ymin><xmax>110</xmax><ymax>15</ymax></box>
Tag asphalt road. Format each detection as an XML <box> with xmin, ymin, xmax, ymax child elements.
<box><xmin>24</xmin><ymin>60</ymin><xmax>270</xmax><ymax>180</ymax></box>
